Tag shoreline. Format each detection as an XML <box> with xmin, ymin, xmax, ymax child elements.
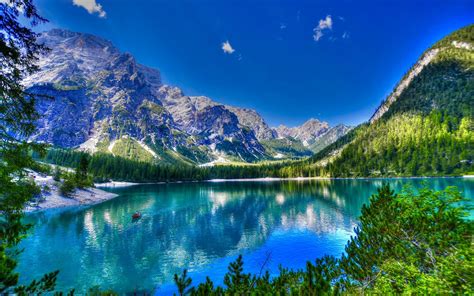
<box><xmin>25</xmin><ymin>187</ymin><xmax>118</xmax><ymax>212</ymax></box>
<box><xmin>29</xmin><ymin>175</ymin><xmax>471</xmax><ymax>212</ymax></box>
<box><xmin>95</xmin><ymin>175</ymin><xmax>471</xmax><ymax>188</ymax></box>
<box><xmin>26</xmin><ymin>173</ymin><xmax>119</xmax><ymax>212</ymax></box>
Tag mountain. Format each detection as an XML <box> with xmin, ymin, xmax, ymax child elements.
<box><xmin>25</xmin><ymin>29</ymin><xmax>348</xmax><ymax>165</ymax></box>
<box><xmin>309</xmin><ymin>124</ymin><xmax>352</xmax><ymax>153</ymax></box>
<box><xmin>305</xmin><ymin>25</ymin><xmax>473</xmax><ymax>177</ymax></box>
<box><xmin>263</xmin><ymin>120</ymin><xmax>352</xmax><ymax>159</ymax></box>
<box><xmin>224</xmin><ymin>106</ymin><xmax>276</xmax><ymax>141</ymax></box>
<box><xmin>274</xmin><ymin>118</ymin><xmax>330</xmax><ymax>146</ymax></box>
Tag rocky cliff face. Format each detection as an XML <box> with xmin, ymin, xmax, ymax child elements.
<box><xmin>224</xmin><ymin>106</ymin><xmax>276</xmax><ymax>140</ymax></box>
<box><xmin>26</xmin><ymin>29</ymin><xmax>347</xmax><ymax>164</ymax></box>
<box><xmin>26</xmin><ymin>29</ymin><xmax>270</xmax><ymax>163</ymax></box>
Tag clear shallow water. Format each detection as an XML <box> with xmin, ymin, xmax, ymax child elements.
<box><xmin>18</xmin><ymin>178</ymin><xmax>473</xmax><ymax>294</ymax></box>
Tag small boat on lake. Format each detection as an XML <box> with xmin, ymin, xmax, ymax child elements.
<box><xmin>132</xmin><ymin>212</ymin><xmax>141</xmax><ymax>219</ymax></box>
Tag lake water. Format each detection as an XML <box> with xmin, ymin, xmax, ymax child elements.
<box><xmin>18</xmin><ymin>178</ymin><xmax>473</xmax><ymax>294</ymax></box>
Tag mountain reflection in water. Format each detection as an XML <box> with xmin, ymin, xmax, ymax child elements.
<box><xmin>18</xmin><ymin>178</ymin><xmax>473</xmax><ymax>293</ymax></box>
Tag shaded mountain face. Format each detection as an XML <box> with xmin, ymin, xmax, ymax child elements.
<box><xmin>26</xmin><ymin>29</ymin><xmax>273</xmax><ymax>163</ymax></box>
<box><xmin>309</xmin><ymin>124</ymin><xmax>352</xmax><ymax>154</ymax></box>
<box><xmin>225</xmin><ymin>106</ymin><xmax>277</xmax><ymax>140</ymax></box>
<box><xmin>26</xmin><ymin>29</ymin><xmax>347</xmax><ymax>164</ymax></box>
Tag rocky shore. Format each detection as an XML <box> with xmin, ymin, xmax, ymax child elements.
<box><xmin>25</xmin><ymin>173</ymin><xmax>118</xmax><ymax>212</ymax></box>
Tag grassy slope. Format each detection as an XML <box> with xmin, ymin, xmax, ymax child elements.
<box><xmin>261</xmin><ymin>137</ymin><xmax>313</xmax><ymax>158</ymax></box>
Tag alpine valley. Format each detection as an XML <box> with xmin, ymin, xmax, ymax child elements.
<box><xmin>30</xmin><ymin>25</ymin><xmax>473</xmax><ymax>178</ymax></box>
<box><xmin>26</xmin><ymin>29</ymin><xmax>350</xmax><ymax>165</ymax></box>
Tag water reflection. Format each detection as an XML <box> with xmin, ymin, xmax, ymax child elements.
<box><xmin>18</xmin><ymin>178</ymin><xmax>473</xmax><ymax>293</ymax></box>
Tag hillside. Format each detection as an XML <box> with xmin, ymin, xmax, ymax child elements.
<box><xmin>304</xmin><ymin>25</ymin><xmax>473</xmax><ymax>177</ymax></box>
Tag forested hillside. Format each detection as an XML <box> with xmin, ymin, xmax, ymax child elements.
<box><xmin>303</xmin><ymin>24</ymin><xmax>474</xmax><ymax>177</ymax></box>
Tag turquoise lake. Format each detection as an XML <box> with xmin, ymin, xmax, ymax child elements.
<box><xmin>18</xmin><ymin>178</ymin><xmax>473</xmax><ymax>294</ymax></box>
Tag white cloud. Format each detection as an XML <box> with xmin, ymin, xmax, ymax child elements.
<box><xmin>314</xmin><ymin>30</ymin><xmax>324</xmax><ymax>41</ymax></box>
<box><xmin>221</xmin><ymin>40</ymin><xmax>235</xmax><ymax>54</ymax></box>
<box><xmin>73</xmin><ymin>0</ymin><xmax>106</xmax><ymax>18</ymax></box>
<box><xmin>342</xmin><ymin>31</ymin><xmax>350</xmax><ymax>39</ymax></box>
<box><xmin>280</xmin><ymin>23</ymin><xmax>287</xmax><ymax>30</ymax></box>
<box><xmin>319</xmin><ymin>15</ymin><xmax>333</xmax><ymax>30</ymax></box>
<box><xmin>313</xmin><ymin>15</ymin><xmax>333</xmax><ymax>41</ymax></box>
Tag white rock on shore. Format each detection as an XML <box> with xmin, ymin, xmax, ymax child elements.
<box><xmin>94</xmin><ymin>181</ymin><xmax>139</xmax><ymax>188</ymax></box>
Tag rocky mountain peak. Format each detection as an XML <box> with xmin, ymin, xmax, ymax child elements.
<box><xmin>274</xmin><ymin>118</ymin><xmax>330</xmax><ymax>145</ymax></box>
<box><xmin>25</xmin><ymin>28</ymin><xmax>349</xmax><ymax>164</ymax></box>
<box><xmin>26</xmin><ymin>29</ymin><xmax>276</xmax><ymax>163</ymax></box>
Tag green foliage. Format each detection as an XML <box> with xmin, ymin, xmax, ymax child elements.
<box><xmin>42</xmin><ymin>147</ymin><xmax>310</xmax><ymax>182</ymax></box>
<box><xmin>341</xmin><ymin>185</ymin><xmax>473</xmax><ymax>293</ymax></box>
<box><xmin>59</xmin><ymin>173</ymin><xmax>77</xmax><ymax>197</ymax></box>
<box><xmin>53</xmin><ymin>166</ymin><xmax>62</xmax><ymax>182</ymax></box>
<box><xmin>58</xmin><ymin>154</ymin><xmax>93</xmax><ymax>196</ymax></box>
<box><xmin>431</xmin><ymin>24</ymin><xmax>474</xmax><ymax>50</ymax></box>
<box><xmin>174</xmin><ymin>269</ymin><xmax>193</xmax><ymax>296</ymax></box>
<box><xmin>13</xmin><ymin>270</ymin><xmax>59</xmax><ymax>294</ymax></box>
<box><xmin>223</xmin><ymin>255</ymin><xmax>252</xmax><ymax>294</ymax></box>
<box><xmin>261</xmin><ymin>138</ymin><xmax>313</xmax><ymax>158</ymax></box>
<box><xmin>29</xmin><ymin>161</ymin><xmax>52</xmax><ymax>175</ymax></box>
<box><xmin>75</xmin><ymin>154</ymin><xmax>93</xmax><ymax>188</ymax></box>
<box><xmin>323</xmin><ymin>112</ymin><xmax>473</xmax><ymax>177</ymax></box>
<box><xmin>86</xmin><ymin>286</ymin><xmax>118</xmax><ymax>296</ymax></box>
<box><xmin>0</xmin><ymin>0</ymin><xmax>60</xmax><ymax>293</ymax></box>
<box><xmin>173</xmin><ymin>185</ymin><xmax>473</xmax><ymax>294</ymax></box>
<box><xmin>111</xmin><ymin>137</ymin><xmax>155</xmax><ymax>163</ymax></box>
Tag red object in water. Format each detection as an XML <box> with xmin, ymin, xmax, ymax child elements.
<box><xmin>132</xmin><ymin>212</ymin><xmax>141</xmax><ymax>219</ymax></box>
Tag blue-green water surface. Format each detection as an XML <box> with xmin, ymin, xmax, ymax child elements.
<box><xmin>17</xmin><ymin>178</ymin><xmax>473</xmax><ymax>294</ymax></box>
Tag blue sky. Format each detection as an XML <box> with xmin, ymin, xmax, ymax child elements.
<box><xmin>34</xmin><ymin>0</ymin><xmax>473</xmax><ymax>127</ymax></box>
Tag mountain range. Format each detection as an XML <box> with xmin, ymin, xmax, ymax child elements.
<box><xmin>26</xmin><ymin>29</ymin><xmax>350</xmax><ymax>165</ymax></box>
<box><xmin>37</xmin><ymin>25</ymin><xmax>473</xmax><ymax>179</ymax></box>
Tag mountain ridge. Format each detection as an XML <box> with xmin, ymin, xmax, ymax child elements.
<box><xmin>304</xmin><ymin>24</ymin><xmax>473</xmax><ymax>177</ymax></box>
<box><xmin>26</xmin><ymin>28</ymin><xmax>347</xmax><ymax>164</ymax></box>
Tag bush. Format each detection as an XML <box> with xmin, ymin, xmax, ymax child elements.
<box><xmin>53</xmin><ymin>166</ymin><xmax>62</xmax><ymax>182</ymax></box>
<box><xmin>59</xmin><ymin>174</ymin><xmax>76</xmax><ymax>197</ymax></box>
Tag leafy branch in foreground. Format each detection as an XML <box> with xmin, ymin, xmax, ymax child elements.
<box><xmin>174</xmin><ymin>185</ymin><xmax>473</xmax><ymax>295</ymax></box>
<box><xmin>0</xmin><ymin>0</ymin><xmax>61</xmax><ymax>293</ymax></box>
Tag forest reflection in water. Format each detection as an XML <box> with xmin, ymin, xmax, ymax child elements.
<box><xmin>18</xmin><ymin>178</ymin><xmax>473</xmax><ymax>293</ymax></box>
